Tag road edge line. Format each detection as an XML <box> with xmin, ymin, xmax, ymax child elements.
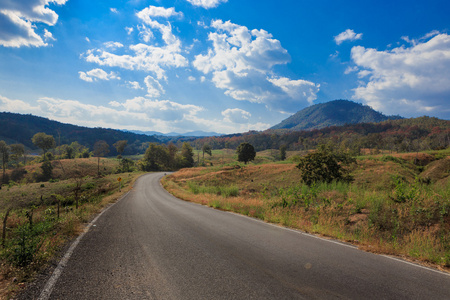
<box><xmin>37</xmin><ymin>190</ymin><xmax>132</xmax><ymax>300</ymax></box>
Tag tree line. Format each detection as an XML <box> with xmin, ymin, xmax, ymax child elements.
<box><xmin>192</xmin><ymin>117</ymin><xmax>450</xmax><ymax>154</ymax></box>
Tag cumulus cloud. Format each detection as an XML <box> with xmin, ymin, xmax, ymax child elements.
<box><xmin>144</xmin><ymin>76</ymin><xmax>165</xmax><ymax>97</ymax></box>
<box><xmin>335</xmin><ymin>29</ymin><xmax>363</xmax><ymax>45</ymax></box>
<box><xmin>84</xmin><ymin>6</ymin><xmax>188</xmax><ymax>80</ymax></box>
<box><xmin>187</xmin><ymin>0</ymin><xmax>228</xmax><ymax>9</ymax></box>
<box><xmin>0</xmin><ymin>94</ymin><xmax>269</xmax><ymax>134</ymax></box>
<box><xmin>110</xmin><ymin>8</ymin><xmax>118</xmax><ymax>14</ymax></box>
<box><xmin>104</xmin><ymin>41</ymin><xmax>124</xmax><ymax>49</ymax></box>
<box><xmin>193</xmin><ymin>20</ymin><xmax>319</xmax><ymax>112</ymax></box>
<box><xmin>43</xmin><ymin>29</ymin><xmax>55</xmax><ymax>41</ymax></box>
<box><xmin>137</xmin><ymin>6</ymin><xmax>183</xmax><ymax>18</ymax></box>
<box><xmin>0</xmin><ymin>0</ymin><xmax>67</xmax><ymax>47</ymax></box>
<box><xmin>221</xmin><ymin>108</ymin><xmax>251</xmax><ymax>123</ymax></box>
<box><xmin>350</xmin><ymin>32</ymin><xmax>450</xmax><ymax>117</ymax></box>
<box><xmin>125</xmin><ymin>27</ymin><xmax>134</xmax><ymax>35</ymax></box>
<box><xmin>127</xmin><ymin>81</ymin><xmax>143</xmax><ymax>90</ymax></box>
<box><xmin>79</xmin><ymin>68</ymin><xmax>120</xmax><ymax>82</ymax></box>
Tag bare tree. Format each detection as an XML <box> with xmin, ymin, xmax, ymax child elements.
<box><xmin>93</xmin><ymin>140</ymin><xmax>110</xmax><ymax>176</ymax></box>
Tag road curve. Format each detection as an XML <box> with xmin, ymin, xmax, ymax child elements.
<box><xmin>27</xmin><ymin>173</ymin><xmax>450</xmax><ymax>299</ymax></box>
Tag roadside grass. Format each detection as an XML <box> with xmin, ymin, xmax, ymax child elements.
<box><xmin>0</xmin><ymin>158</ymin><xmax>144</xmax><ymax>298</ymax></box>
<box><xmin>162</xmin><ymin>151</ymin><xmax>450</xmax><ymax>271</ymax></box>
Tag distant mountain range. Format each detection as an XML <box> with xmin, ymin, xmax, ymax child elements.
<box><xmin>271</xmin><ymin>100</ymin><xmax>402</xmax><ymax>131</ymax></box>
<box><xmin>127</xmin><ymin>130</ymin><xmax>223</xmax><ymax>137</ymax></box>
<box><xmin>0</xmin><ymin>112</ymin><xmax>159</xmax><ymax>154</ymax></box>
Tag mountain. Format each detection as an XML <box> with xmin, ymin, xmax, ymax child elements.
<box><xmin>127</xmin><ymin>130</ymin><xmax>223</xmax><ymax>137</ymax></box>
<box><xmin>0</xmin><ymin>112</ymin><xmax>160</xmax><ymax>154</ymax></box>
<box><xmin>271</xmin><ymin>100</ymin><xmax>402</xmax><ymax>131</ymax></box>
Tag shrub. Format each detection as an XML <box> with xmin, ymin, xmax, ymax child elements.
<box><xmin>296</xmin><ymin>145</ymin><xmax>356</xmax><ymax>186</ymax></box>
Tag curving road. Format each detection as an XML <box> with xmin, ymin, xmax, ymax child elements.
<box><xmin>27</xmin><ymin>173</ymin><xmax>450</xmax><ymax>299</ymax></box>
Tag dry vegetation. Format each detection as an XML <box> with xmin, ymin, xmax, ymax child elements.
<box><xmin>162</xmin><ymin>149</ymin><xmax>450</xmax><ymax>272</ymax></box>
<box><xmin>0</xmin><ymin>157</ymin><xmax>143</xmax><ymax>298</ymax></box>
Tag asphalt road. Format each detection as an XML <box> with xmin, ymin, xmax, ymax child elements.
<box><xmin>27</xmin><ymin>172</ymin><xmax>450</xmax><ymax>299</ymax></box>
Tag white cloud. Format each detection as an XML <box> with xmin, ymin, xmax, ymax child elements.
<box><xmin>221</xmin><ymin>108</ymin><xmax>251</xmax><ymax>123</ymax></box>
<box><xmin>137</xmin><ymin>6</ymin><xmax>183</xmax><ymax>18</ymax></box>
<box><xmin>125</xmin><ymin>27</ymin><xmax>134</xmax><ymax>35</ymax></box>
<box><xmin>187</xmin><ymin>0</ymin><xmax>228</xmax><ymax>9</ymax></box>
<box><xmin>110</xmin><ymin>8</ymin><xmax>118</xmax><ymax>14</ymax></box>
<box><xmin>144</xmin><ymin>75</ymin><xmax>165</xmax><ymax>97</ymax></box>
<box><xmin>335</xmin><ymin>29</ymin><xmax>363</xmax><ymax>45</ymax></box>
<box><xmin>188</xmin><ymin>76</ymin><xmax>196</xmax><ymax>81</ymax></box>
<box><xmin>104</xmin><ymin>41</ymin><xmax>124</xmax><ymax>49</ymax></box>
<box><xmin>137</xmin><ymin>25</ymin><xmax>153</xmax><ymax>43</ymax></box>
<box><xmin>43</xmin><ymin>29</ymin><xmax>55</xmax><ymax>41</ymax></box>
<box><xmin>0</xmin><ymin>94</ymin><xmax>269</xmax><ymax>134</ymax></box>
<box><xmin>84</xmin><ymin>6</ymin><xmax>188</xmax><ymax>80</ymax></box>
<box><xmin>127</xmin><ymin>81</ymin><xmax>143</xmax><ymax>90</ymax></box>
<box><xmin>79</xmin><ymin>68</ymin><xmax>120</xmax><ymax>82</ymax></box>
<box><xmin>0</xmin><ymin>0</ymin><xmax>68</xmax><ymax>48</ymax></box>
<box><xmin>350</xmin><ymin>32</ymin><xmax>450</xmax><ymax>117</ymax></box>
<box><xmin>193</xmin><ymin>20</ymin><xmax>319</xmax><ymax>112</ymax></box>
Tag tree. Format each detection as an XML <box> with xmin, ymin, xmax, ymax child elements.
<box><xmin>296</xmin><ymin>145</ymin><xmax>356</xmax><ymax>186</ymax></box>
<box><xmin>31</xmin><ymin>132</ymin><xmax>55</xmax><ymax>160</ymax></box>
<box><xmin>118</xmin><ymin>158</ymin><xmax>134</xmax><ymax>173</ymax></box>
<box><xmin>236</xmin><ymin>142</ymin><xmax>256</xmax><ymax>164</ymax></box>
<box><xmin>0</xmin><ymin>141</ymin><xmax>9</xmax><ymax>182</ymax></box>
<box><xmin>113</xmin><ymin>140</ymin><xmax>128</xmax><ymax>158</ymax></box>
<box><xmin>280</xmin><ymin>145</ymin><xmax>287</xmax><ymax>161</ymax></box>
<box><xmin>93</xmin><ymin>140</ymin><xmax>110</xmax><ymax>176</ymax></box>
<box><xmin>40</xmin><ymin>160</ymin><xmax>53</xmax><ymax>181</ymax></box>
<box><xmin>140</xmin><ymin>143</ymin><xmax>170</xmax><ymax>171</ymax></box>
<box><xmin>202</xmin><ymin>143</ymin><xmax>212</xmax><ymax>159</ymax></box>
<box><xmin>180</xmin><ymin>142</ymin><xmax>194</xmax><ymax>168</ymax></box>
<box><xmin>167</xmin><ymin>143</ymin><xmax>178</xmax><ymax>169</ymax></box>
<box><xmin>10</xmin><ymin>143</ymin><xmax>24</xmax><ymax>168</ymax></box>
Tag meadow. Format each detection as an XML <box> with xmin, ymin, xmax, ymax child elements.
<box><xmin>0</xmin><ymin>157</ymin><xmax>143</xmax><ymax>298</ymax></box>
<box><xmin>162</xmin><ymin>149</ymin><xmax>450</xmax><ymax>271</ymax></box>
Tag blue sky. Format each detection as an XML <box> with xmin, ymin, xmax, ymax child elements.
<box><xmin>0</xmin><ymin>0</ymin><xmax>449</xmax><ymax>134</ymax></box>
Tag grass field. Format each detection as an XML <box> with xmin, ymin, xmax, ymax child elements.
<box><xmin>0</xmin><ymin>157</ymin><xmax>144</xmax><ymax>298</ymax></box>
<box><xmin>162</xmin><ymin>149</ymin><xmax>450</xmax><ymax>271</ymax></box>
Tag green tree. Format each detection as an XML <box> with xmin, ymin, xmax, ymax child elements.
<box><xmin>140</xmin><ymin>143</ymin><xmax>170</xmax><ymax>171</ymax></box>
<box><xmin>280</xmin><ymin>145</ymin><xmax>287</xmax><ymax>161</ymax></box>
<box><xmin>180</xmin><ymin>142</ymin><xmax>194</xmax><ymax>168</ymax></box>
<box><xmin>167</xmin><ymin>143</ymin><xmax>178</xmax><ymax>169</ymax></box>
<box><xmin>296</xmin><ymin>145</ymin><xmax>356</xmax><ymax>186</ymax></box>
<box><xmin>10</xmin><ymin>143</ymin><xmax>24</xmax><ymax>168</ymax></box>
<box><xmin>202</xmin><ymin>143</ymin><xmax>212</xmax><ymax>159</ymax></box>
<box><xmin>93</xmin><ymin>140</ymin><xmax>110</xmax><ymax>176</ymax></box>
<box><xmin>0</xmin><ymin>141</ymin><xmax>9</xmax><ymax>182</ymax></box>
<box><xmin>236</xmin><ymin>142</ymin><xmax>256</xmax><ymax>164</ymax></box>
<box><xmin>113</xmin><ymin>140</ymin><xmax>128</xmax><ymax>158</ymax></box>
<box><xmin>40</xmin><ymin>160</ymin><xmax>53</xmax><ymax>181</ymax></box>
<box><xmin>31</xmin><ymin>132</ymin><xmax>56</xmax><ymax>160</ymax></box>
<box><xmin>118</xmin><ymin>158</ymin><xmax>134</xmax><ymax>173</ymax></box>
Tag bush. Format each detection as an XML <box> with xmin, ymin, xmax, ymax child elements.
<box><xmin>10</xmin><ymin>167</ymin><xmax>27</xmax><ymax>182</ymax></box>
<box><xmin>296</xmin><ymin>145</ymin><xmax>356</xmax><ymax>186</ymax></box>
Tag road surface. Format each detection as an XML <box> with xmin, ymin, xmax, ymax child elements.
<box><xmin>25</xmin><ymin>173</ymin><xmax>450</xmax><ymax>299</ymax></box>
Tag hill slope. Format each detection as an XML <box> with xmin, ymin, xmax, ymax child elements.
<box><xmin>0</xmin><ymin>112</ymin><xmax>160</xmax><ymax>154</ymax></box>
<box><xmin>271</xmin><ymin>100</ymin><xmax>401</xmax><ymax>131</ymax></box>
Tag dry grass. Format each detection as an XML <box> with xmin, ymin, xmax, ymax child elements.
<box><xmin>163</xmin><ymin>153</ymin><xmax>450</xmax><ymax>272</ymax></box>
<box><xmin>0</xmin><ymin>157</ymin><xmax>143</xmax><ymax>299</ymax></box>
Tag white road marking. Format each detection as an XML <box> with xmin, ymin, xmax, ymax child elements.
<box><xmin>38</xmin><ymin>191</ymin><xmax>131</xmax><ymax>300</ymax></box>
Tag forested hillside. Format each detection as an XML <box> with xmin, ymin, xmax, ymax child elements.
<box><xmin>271</xmin><ymin>100</ymin><xmax>402</xmax><ymax>131</ymax></box>
<box><xmin>0</xmin><ymin>112</ymin><xmax>159</xmax><ymax>154</ymax></box>
<box><xmin>195</xmin><ymin>117</ymin><xmax>450</xmax><ymax>153</ymax></box>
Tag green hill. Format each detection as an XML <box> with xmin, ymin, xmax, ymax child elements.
<box><xmin>0</xmin><ymin>112</ymin><xmax>160</xmax><ymax>155</ymax></box>
<box><xmin>271</xmin><ymin>100</ymin><xmax>402</xmax><ymax>131</ymax></box>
